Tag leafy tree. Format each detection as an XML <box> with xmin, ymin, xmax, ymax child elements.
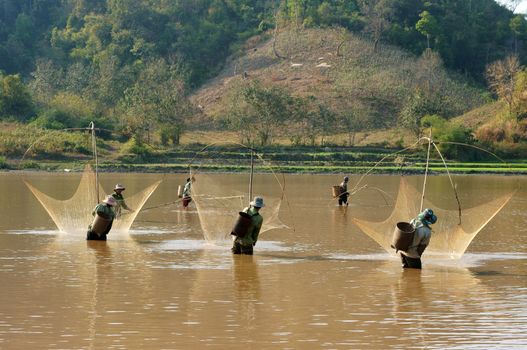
<box><xmin>513</xmin><ymin>68</ymin><xmax>527</xmax><ymax>119</ymax></box>
<box><xmin>225</xmin><ymin>80</ymin><xmax>296</xmax><ymax>146</ymax></box>
<box><xmin>399</xmin><ymin>89</ymin><xmax>442</xmax><ymax>139</ymax></box>
<box><xmin>0</xmin><ymin>73</ymin><xmax>35</xmax><ymax>121</ymax></box>
<box><xmin>291</xmin><ymin>97</ymin><xmax>337</xmax><ymax>146</ymax></box>
<box><xmin>509</xmin><ymin>14</ymin><xmax>527</xmax><ymax>54</ymax></box>
<box><xmin>119</xmin><ymin>58</ymin><xmax>192</xmax><ymax>144</ymax></box>
<box><xmin>340</xmin><ymin>110</ymin><xmax>372</xmax><ymax>146</ymax></box>
<box><xmin>29</xmin><ymin>59</ymin><xmax>64</xmax><ymax>103</ymax></box>
<box><xmin>421</xmin><ymin>114</ymin><xmax>475</xmax><ymax>160</ymax></box>
<box><xmin>415</xmin><ymin>11</ymin><xmax>439</xmax><ymax>49</ymax></box>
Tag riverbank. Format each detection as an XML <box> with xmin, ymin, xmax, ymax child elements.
<box><xmin>3</xmin><ymin>144</ymin><xmax>527</xmax><ymax>175</ymax></box>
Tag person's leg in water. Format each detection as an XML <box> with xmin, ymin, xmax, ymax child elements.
<box><xmin>231</xmin><ymin>241</ymin><xmax>242</xmax><ymax>254</ymax></box>
<box><xmin>231</xmin><ymin>241</ymin><xmax>253</xmax><ymax>255</ymax></box>
<box><xmin>86</xmin><ymin>221</ymin><xmax>112</xmax><ymax>241</ymax></box>
<box><xmin>240</xmin><ymin>244</ymin><xmax>253</xmax><ymax>255</ymax></box>
<box><xmin>86</xmin><ymin>231</ymin><xmax>107</xmax><ymax>240</ymax></box>
<box><xmin>400</xmin><ymin>253</ymin><xmax>422</xmax><ymax>269</ymax></box>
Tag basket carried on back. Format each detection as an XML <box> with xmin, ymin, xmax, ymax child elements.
<box><xmin>90</xmin><ymin>213</ymin><xmax>113</xmax><ymax>236</ymax></box>
<box><xmin>332</xmin><ymin>185</ymin><xmax>342</xmax><ymax>198</ymax></box>
<box><xmin>391</xmin><ymin>222</ymin><xmax>415</xmax><ymax>252</ymax></box>
<box><xmin>230</xmin><ymin>212</ymin><xmax>253</xmax><ymax>238</ymax></box>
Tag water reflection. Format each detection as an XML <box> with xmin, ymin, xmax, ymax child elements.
<box><xmin>232</xmin><ymin>255</ymin><xmax>261</xmax><ymax>336</ymax></box>
<box><xmin>86</xmin><ymin>240</ymin><xmax>112</xmax><ymax>349</ymax></box>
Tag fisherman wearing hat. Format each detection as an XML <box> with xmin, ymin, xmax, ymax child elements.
<box><xmin>232</xmin><ymin>196</ymin><xmax>265</xmax><ymax>255</ymax></box>
<box><xmin>111</xmin><ymin>183</ymin><xmax>134</xmax><ymax>218</ymax></box>
<box><xmin>182</xmin><ymin>177</ymin><xmax>192</xmax><ymax>208</ymax></box>
<box><xmin>400</xmin><ymin>208</ymin><xmax>437</xmax><ymax>269</ymax></box>
<box><xmin>86</xmin><ymin>195</ymin><xmax>117</xmax><ymax>240</ymax></box>
<box><xmin>338</xmin><ymin>176</ymin><xmax>350</xmax><ymax>206</ymax></box>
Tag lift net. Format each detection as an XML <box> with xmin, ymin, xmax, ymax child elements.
<box><xmin>352</xmin><ymin>178</ymin><xmax>515</xmax><ymax>258</ymax></box>
<box><xmin>25</xmin><ymin>165</ymin><xmax>160</xmax><ymax>234</ymax></box>
<box><xmin>190</xmin><ymin>172</ymin><xmax>288</xmax><ymax>242</ymax></box>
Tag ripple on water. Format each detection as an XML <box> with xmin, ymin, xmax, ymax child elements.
<box><xmin>3</xmin><ymin>229</ymin><xmax>58</xmax><ymax>235</ymax></box>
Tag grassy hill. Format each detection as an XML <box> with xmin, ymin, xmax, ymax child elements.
<box><xmin>191</xmin><ymin>27</ymin><xmax>486</xmax><ymax>143</ymax></box>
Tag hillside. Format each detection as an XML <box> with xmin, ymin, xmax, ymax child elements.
<box><xmin>191</xmin><ymin>28</ymin><xmax>486</xmax><ymax>137</ymax></box>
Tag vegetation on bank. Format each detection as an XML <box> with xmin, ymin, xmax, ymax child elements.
<box><xmin>3</xmin><ymin>134</ymin><xmax>525</xmax><ymax>175</ymax></box>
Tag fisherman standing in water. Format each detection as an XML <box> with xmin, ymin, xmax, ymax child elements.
<box><xmin>338</xmin><ymin>176</ymin><xmax>350</xmax><ymax>206</ymax></box>
<box><xmin>87</xmin><ymin>195</ymin><xmax>117</xmax><ymax>241</ymax></box>
<box><xmin>232</xmin><ymin>197</ymin><xmax>264</xmax><ymax>255</ymax></box>
<box><xmin>182</xmin><ymin>178</ymin><xmax>192</xmax><ymax>208</ymax></box>
<box><xmin>111</xmin><ymin>183</ymin><xmax>134</xmax><ymax>218</ymax></box>
<box><xmin>400</xmin><ymin>208</ymin><xmax>437</xmax><ymax>269</ymax></box>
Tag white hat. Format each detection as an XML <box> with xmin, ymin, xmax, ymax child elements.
<box><xmin>114</xmin><ymin>183</ymin><xmax>125</xmax><ymax>190</ymax></box>
<box><xmin>250</xmin><ymin>196</ymin><xmax>265</xmax><ymax>208</ymax></box>
<box><xmin>103</xmin><ymin>195</ymin><xmax>117</xmax><ymax>206</ymax></box>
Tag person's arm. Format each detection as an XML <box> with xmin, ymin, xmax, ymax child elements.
<box><xmin>121</xmin><ymin>200</ymin><xmax>132</xmax><ymax>211</ymax></box>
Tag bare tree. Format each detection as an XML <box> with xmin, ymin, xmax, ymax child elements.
<box><xmin>486</xmin><ymin>55</ymin><xmax>520</xmax><ymax>118</ymax></box>
<box><xmin>415</xmin><ymin>49</ymin><xmax>445</xmax><ymax>97</ymax></box>
<box><xmin>358</xmin><ymin>0</ymin><xmax>391</xmax><ymax>52</ymax></box>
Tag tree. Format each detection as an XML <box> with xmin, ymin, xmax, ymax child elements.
<box><xmin>119</xmin><ymin>58</ymin><xmax>192</xmax><ymax>144</ymax></box>
<box><xmin>0</xmin><ymin>73</ymin><xmax>35</xmax><ymax>121</ymax></box>
<box><xmin>358</xmin><ymin>0</ymin><xmax>392</xmax><ymax>52</ymax></box>
<box><xmin>415</xmin><ymin>49</ymin><xmax>444</xmax><ymax>97</ymax></box>
<box><xmin>293</xmin><ymin>97</ymin><xmax>337</xmax><ymax>146</ymax></box>
<box><xmin>340</xmin><ymin>110</ymin><xmax>372</xmax><ymax>146</ymax></box>
<box><xmin>486</xmin><ymin>55</ymin><xmax>520</xmax><ymax>118</ymax></box>
<box><xmin>509</xmin><ymin>14</ymin><xmax>527</xmax><ymax>54</ymax></box>
<box><xmin>29</xmin><ymin>59</ymin><xmax>63</xmax><ymax>103</ymax></box>
<box><xmin>225</xmin><ymin>80</ymin><xmax>295</xmax><ymax>146</ymax></box>
<box><xmin>415</xmin><ymin>11</ymin><xmax>439</xmax><ymax>49</ymax></box>
<box><xmin>399</xmin><ymin>89</ymin><xmax>441</xmax><ymax>139</ymax></box>
<box><xmin>421</xmin><ymin>114</ymin><xmax>475</xmax><ymax>160</ymax></box>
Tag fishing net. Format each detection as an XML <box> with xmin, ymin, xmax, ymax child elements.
<box><xmin>24</xmin><ymin>165</ymin><xmax>160</xmax><ymax>234</ymax></box>
<box><xmin>352</xmin><ymin>177</ymin><xmax>515</xmax><ymax>258</ymax></box>
<box><xmin>190</xmin><ymin>171</ymin><xmax>288</xmax><ymax>242</ymax></box>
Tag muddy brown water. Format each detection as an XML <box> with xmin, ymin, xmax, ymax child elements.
<box><xmin>0</xmin><ymin>172</ymin><xmax>526</xmax><ymax>349</ymax></box>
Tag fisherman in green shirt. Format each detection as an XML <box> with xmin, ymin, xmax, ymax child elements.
<box><xmin>400</xmin><ymin>208</ymin><xmax>437</xmax><ymax>269</ymax></box>
<box><xmin>111</xmin><ymin>183</ymin><xmax>134</xmax><ymax>218</ymax></box>
<box><xmin>232</xmin><ymin>196</ymin><xmax>264</xmax><ymax>255</ymax></box>
<box><xmin>87</xmin><ymin>195</ymin><xmax>117</xmax><ymax>241</ymax></box>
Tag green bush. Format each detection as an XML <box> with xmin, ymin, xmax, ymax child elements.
<box><xmin>0</xmin><ymin>156</ymin><xmax>8</xmax><ymax>169</ymax></box>
<box><xmin>120</xmin><ymin>136</ymin><xmax>153</xmax><ymax>156</ymax></box>
<box><xmin>20</xmin><ymin>160</ymin><xmax>40</xmax><ymax>169</ymax></box>
<box><xmin>32</xmin><ymin>109</ymin><xmax>72</xmax><ymax>129</ymax></box>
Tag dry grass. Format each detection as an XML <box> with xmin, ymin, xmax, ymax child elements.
<box><xmin>451</xmin><ymin>100</ymin><xmax>505</xmax><ymax>128</ymax></box>
<box><xmin>190</xmin><ymin>27</ymin><xmax>485</xmax><ymax>130</ymax></box>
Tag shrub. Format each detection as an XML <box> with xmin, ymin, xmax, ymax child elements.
<box><xmin>0</xmin><ymin>156</ymin><xmax>8</xmax><ymax>169</ymax></box>
<box><xmin>32</xmin><ymin>109</ymin><xmax>72</xmax><ymax>129</ymax></box>
<box><xmin>120</xmin><ymin>136</ymin><xmax>153</xmax><ymax>156</ymax></box>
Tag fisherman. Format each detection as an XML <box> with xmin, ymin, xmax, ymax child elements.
<box><xmin>86</xmin><ymin>195</ymin><xmax>117</xmax><ymax>241</ymax></box>
<box><xmin>182</xmin><ymin>177</ymin><xmax>192</xmax><ymax>208</ymax></box>
<box><xmin>111</xmin><ymin>183</ymin><xmax>133</xmax><ymax>217</ymax></box>
<box><xmin>232</xmin><ymin>196</ymin><xmax>264</xmax><ymax>255</ymax></box>
<box><xmin>400</xmin><ymin>208</ymin><xmax>437</xmax><ymax>269</ymax></box>
<box><xmin>338</xmin><ymin>176</ymin><xmax>350</xmax><ymax>206</ymax></box>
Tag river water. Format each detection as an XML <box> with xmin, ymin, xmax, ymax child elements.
<box><xmin>0</xmin><ymin>172</ymin><xmax>525</xmax><ymax>349</ymax></box>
